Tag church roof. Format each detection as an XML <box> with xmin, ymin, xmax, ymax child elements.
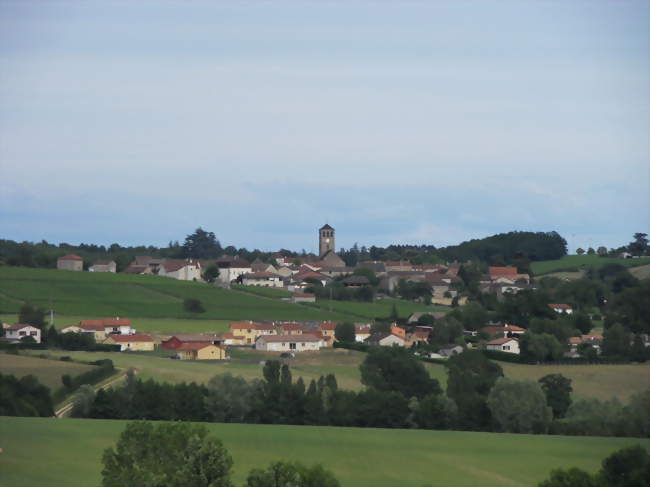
<box><xmin>320</xmin><ymin>224</ymin><xmax>333</xmax><ymax>230</ymax></box>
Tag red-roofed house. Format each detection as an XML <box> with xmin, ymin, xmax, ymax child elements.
<box><xmin>549</xmin><ymin>303</ymin><xmax>573</xmax><ymax>314</ymax></box>
<box><xmin>281</xmin><ymin>322</ymin><xmax>303</xmax><ymax>335</ymax></box>
<box><xmin>103</xmin><ymin>334</ymin><xmax>155</xmax><ymax>351</ymax></box>
<box><xmin>57</xmin><ymin>254</ymin><xmax>83</xmax><ymax>271</ymax></box>
<box><xmin>481</xmin><ymin>323</ymin><xmax>526</xmax><ymax>339</ymax></box>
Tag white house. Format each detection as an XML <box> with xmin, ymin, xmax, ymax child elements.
<box><xmin>242</xmin><ymin>272</ymin><xmax>284</xmax><ymax>288</ymax></box>
<box><xmin>486</xmin><ymin>337</ymin><xmax>520</xmax><ymax>354</ymax></box>
<box><xmin>255</xmin><ymin>334</ymin><xmax>322</xmax><ymax>352</ymax></box>
<box><xmin>89</xmin><ymin>260</ymin><xmax>117</xmax><ymax>273</ymax></box>
<box><xmin>5</xmin><ymin>324</ymin><xmax>41</xmax><ymax>343</ymax></box>
<box><xmin>158</xmin><ymin>260</ymin><xmax>202</xmax><ymax>281</ymax></box>
<box><xmin>355</xmin><ymin>325</ymin><xmax>372</xmax><ymax>343</ymax></box>
<box><xmin>365</xmin><ymin>332</ymin><xmax>405</xmax><ymax>347</ymax></box>
<box><xmin>216</xmin><ymin>257</ymin><xmax>252</xmax><ymax>285</ymax></box>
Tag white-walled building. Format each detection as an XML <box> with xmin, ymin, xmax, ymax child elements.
<box><xmin>255</xmin><ymin>334</ymin><xmax>322</xmax><ymax>352</ymax></box>
<box><xmin>486</xmin><ymin>337</ymin><xmax>520</xmax><ymax>354</ymax></box>
<box><xmin>158</xmin><ymin>260</ymin><xmax>202</xmax><ymax>281</ymax></box>
<box><xmin>5</xmin><ymin>324</ymin><xmax>41</xmax><ymax>343</ymax></box>
<box><xmin>216</xmin><ymin>257</ymin><xmax>252</xmax><ymax>285</ymax></box>
<box><xmin>242</xmin><ymin>272</ymin><xmax>284</xmax><ymax>287</ymax></box>
<box><xmin>89</xmin><ymin>260</ymin><xmax>117</xmax><ymax>273</ymax></box>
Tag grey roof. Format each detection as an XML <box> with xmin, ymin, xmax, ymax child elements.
<box><xmin>320</xmin><ymin>224</ymin><xmax>334</xmax><ymax>230</ymax></box>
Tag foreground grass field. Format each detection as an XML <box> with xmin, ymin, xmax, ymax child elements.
<box><xmin>0</xmin><ymin>353</ymin><xmax>97</xmax><ymax>392</ymax></box>
<box><xmin>1</xmin><ymin>417</ymin><xmax>648</xmax><ymax>487</ymax></box>
<box><xmin>531</xmin><ymin>255</ymin><xmax>650</xmax><ymax>276</ymax></box>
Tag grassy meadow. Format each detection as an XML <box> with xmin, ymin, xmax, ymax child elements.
<box><xmin>8</xmin><ymin>348</ymin><xmax>647</xmax><ymax>402</ymax></box>
<box><xmin>1</xmin><ymin>416</ymin><xmax>648</xmax><ymax>487</ymax></box>
<box><xmin>0</xmin><ymin>266</ymin><xmax>357</xmax><ymax>321</ymax></box>
<box><xmin>308</xmin><ymin>298</ymin><xmax>448</xmax><ymax>321</ymax></box>
<box><xmin>0</xmin><ymin>353</ymin><xmax>97</xmax><ymax>392</ymax></box>
<box><xmin>531</xmin><ymin>255</ymin><xmax>650</xmax><ymax>276</ymax></box>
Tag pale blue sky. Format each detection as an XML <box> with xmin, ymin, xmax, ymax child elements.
<box><xmin>1</xmin><ymin>1</ymin><xmax>648</xmax><ymax>253</ymax></box>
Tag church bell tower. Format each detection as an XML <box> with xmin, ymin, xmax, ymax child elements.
<box><xmin>319</xmin><ymin>224</ymin><xmax>335</xmax><ymax>257</ymax></box>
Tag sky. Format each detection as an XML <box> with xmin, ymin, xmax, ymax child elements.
<box><xmin>1</xmin><ymin>1</ymin><xmax>648</xmax><ymax>254</ymax></box>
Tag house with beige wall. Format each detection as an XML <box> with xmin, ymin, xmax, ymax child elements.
<box><xmin>89</xmin><ymin>260</ymin><xmax>117</xmax><ymax>273</ymax></box>
<box><xmin>103</xmin><ymin>334</ymin><xmax>155</xmax><ymax>351</ymax></box>
<box><xmin>57</xmin><ymin>254</ymin><xmax>83</xmax><ymax>271</ymax></box>
<box><xmin>175</xmin><ymin>343</ymin><xmax>229</xmax><ymax>360</ymax></box>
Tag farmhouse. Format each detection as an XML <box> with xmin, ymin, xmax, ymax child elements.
<box><xmin>57</xmin><ymin>254</ymin><xmax>83</xmax><ymax>271</ymax></box>
<box><xmin>229</xmin><ymin>321</ymin><xmax>275</xmax><ymax>345</ymax></box>
<box><xmin>486</xmin><ymin>337</ymin><xmax>520</xmax><ymax>354</ymax></box>
<box><xmin>365</xmin><ymin>332</ymin><xmax>405</xmax><ymax>347</ymax></box>
<box><xmin>89</xmin><ymin>260</ymin><xmax>117</xmax><ymax>273</ymax></box>
<box><xmin>5</xmin><ymin>324</ymin><xmax>41</xmax><ymax>343</ymax></box>
<box><xmin>62</xmin><ymin>321</ymin><xmax>106</xmax><ymax>341</ymax></box>
<box><xmin>103</xmin><ymin>334</ymin><xmax>154</xmax><ymax>351</ymax></box>
<box><xmin>355</xmin><ymin>324</ymin><xmax>372</xmax><ymax>343</ymax></box>
<box><xmin>158</xmin><ymin>259</ymin><xmax>202</xmax><ymax>281</ymax></box>
<box><xmin>255</xmin><ymin>334</ymin><xmax>322</xmax><ymax>352</ymax></box>
<box><xmin>161</xmin><ymin>333</ymin><xmax>223</xmax><ymax>350</ymax></box>
<box><xmin>216</xmin><ymin>256</ymin><xmax>251</xmax><ymax>285</ymax></box>
<box><xmin>242</xmin><ymin>271</ymin><xmax>283</xmax><ymax>287</ymax></box>
<box><xmin>481</xmin><ymin>323</ymin><xmax>525</xmax><ymax>339</ymax></box>
<box><xmin>174</xmin><ymin>343</ymin><xmax>229</xmax><ymax>360</ymax></box>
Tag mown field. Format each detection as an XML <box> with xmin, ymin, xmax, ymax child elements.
<box><xmin>12</xmin><ymin>348</ymin><xmax>377</xmax><ymax>391</ymax></box>
<box><xmin>308</xmin><ymin>298</ymin><xmax>449</xmax><ymax>321</ymax></box>
<box><xmin>1</xmin><ymin>417</ymin><xmax>648</xmax><ymax>487</ymax></box>
<box><xmin>0</xmin><ymin>353</ymin><xmax>97</xmax><ymax>392</ymax></box>
<box><xmin>232</xmin><ymin>285</ymin><xmax>292</xmax><ymax>299</ymax></box>
<box><xmin>531</xmin><ymin>255</ymin><xmax>650</xmax><ymax>276</ymax></box>
<box><xmin>0</xmin><ymin>314</ymin><xmax>233</xmax><ymax>336</ymax></box>
<box><xmin>10</xmin><ymin>349</ymin><xmax>648</xmax><ymax>402</ymax></box>
<box><xmin>0</xmin><ymin>266</ymin><xmax>355</xmax><ymax>321</ymax></box>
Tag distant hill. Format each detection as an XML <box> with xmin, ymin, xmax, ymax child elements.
<box><xmin>531</xmin><ymin>255</ymin><xmax>650</xmax><ymax>276</ymax></box>
<box><xmin>0</xmin><ymin>266</ymin><xmax>355</xmax><ymax>321</ymax></box>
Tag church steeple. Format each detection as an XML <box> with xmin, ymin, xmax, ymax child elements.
<box><xmin>319</xmin><ymin>224</ymin><xmax>335</xmax><ymax>257</ymax></box>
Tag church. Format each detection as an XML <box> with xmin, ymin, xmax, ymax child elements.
<box><xmin>317</xmin><ymin>224</ymin><xmax>346</xmax><ymax>267</ymax></box>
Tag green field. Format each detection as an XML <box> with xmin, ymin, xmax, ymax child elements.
<box><xmin>308</xmin><ymin>298</ymin><xmax>448</xmax><ymax>321</ymax></box>
<box><xmin>0</xmin><ymin>314</ymin><xmax>233</xmax><ymax>336</ymax></box>
<box><xmin>11</xmin><ymin>348</ymin><xmax>648</xmax><ymax>402</ymax></box>
<box><xmin>0</xmin><ymin>353</ymin><xmax>97</xmax><ymax>392</ymax></box>
<box><xmin>531</xmin><ymin>255</ymin><xmax>650</xmax><ymax>276</ymax></box>
<box><xmin>1</xmin><ymin>417</ymin><xmax>648</xmax><ymax>487</ymax></box>
<box><xmin>232</xmin><ymin>285</ymin><xmax>292</xmax><ymax>299</ymax></box>
<box><xmin>0</xmin><ymin>266</ymin><xmax>355</xmax><ymax>321</ymax></box>
<box><xmin>13</xmin><ymin>348</ymin><xmax>375</xmax><ymax>391</ymax></box>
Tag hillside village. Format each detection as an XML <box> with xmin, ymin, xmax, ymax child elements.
<box><xmin>4</xmin><ymin>225</ymin><xmax>649</xmax><ymax>364</ymax></box>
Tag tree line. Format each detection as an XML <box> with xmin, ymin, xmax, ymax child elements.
<box><xmin>67</xmin><ymin>349</ymin><xmax>649</xmax><ymax>438</ymax></box>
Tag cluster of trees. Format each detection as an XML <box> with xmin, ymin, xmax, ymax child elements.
<box><xmin>102</xmin><ymin>421</ymin><xmax>340</xmax><ymax>487</ymax></box>
<box><xmin>0</xmin><ymin>373</ymin><xmax>54</xmax><ymax>417</ymax></box>
<box><xmin>69</xmin><ymin>347</ymin><xmax>649</xmax><ymax>438</ymax></box>
<box><xmin>538</xmin><ymin>445</ymin><xmax>650</xmax><ymax>487</ymax></box>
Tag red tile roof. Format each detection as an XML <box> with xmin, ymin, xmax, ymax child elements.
<box><xmin>257</xmin><ymin>334</ymin><xmax>321</xmax><ymax>343</ymax></box>
<box><xmin>176</xmin><ymin>342</ymin><xmax>215</xmax><ymax>351</ymax></box>
<box><xmin>489</xmin><ymin>266</ymin><xmax>518</xmax><ymax>278</ymax></box>
<box><xmin>281</xmin><ymin>323</ymin><xmax>302</xmax><ymax>331</ymax></box>
<box><xmin>107</xmin><ymin>334</ymin><xmax>153</xmax><ymax>343</ymax></box>
<box><xmin>230</xmin><ymin>322</ymin><xmax>255</xmax><ymax>330</ymax></box>
<box><xmin>293</xmin><ymin>293</ymin><xmax>315</xmax><ymax>298</ymax></box>
<box><xmin>59</xmin><ymin>254</ymin><xmax>83</xmax><ymax>261</ymax></box>
<box><xmin>319</xmin><ymin>322</ymin><xmax>337</xmax><ymax>331</ymax></box>
<box><xmin>549</xmin><ymin>303</ymin><xmax>572</xmax><ymax>310</ymax></box>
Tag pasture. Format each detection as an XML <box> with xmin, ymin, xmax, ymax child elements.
<box><xmin>0</xmin><ymin>266</ymin><xmax>354</xmax><ymax>321</ymax></box>
<box><xmin>309</xmin><ymin>298</ymin><xmax>448</xmax><ymax>321</ymax></box>
<box><xmin>0</xmin><ymin>353</ymin><xmax>97</xmax><ymax>392</ymax></box>
<box><xmin>530</xmin><ymin>255</ymin><xmax>650</xmax><ymax>276</ymax></box>
<box><xmin>1</xmin><ymin>417</ymin><xmax>648</xmax><ymax>487</ymax></box>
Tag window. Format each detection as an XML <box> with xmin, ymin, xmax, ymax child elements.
<box><xmin>290</xmin><ymin>343</ymin><xmax>296</xmax><ymax>350</ymax></box>
<box><xmin>19</xmin><ymin>331</ymin><xmax>26</xmax><ymax>336</ymax></box>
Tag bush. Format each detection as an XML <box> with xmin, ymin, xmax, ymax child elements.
<box><xmin>183</xmin><ymin>298</ymin><xmax>205</xmax><ymax>313</ymax></box>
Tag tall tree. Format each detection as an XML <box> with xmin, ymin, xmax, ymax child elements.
<box><xmin>445</xmin><ymin>350</ymin><xmax>503</xmax><ymax>430</ymax></box>
<box><xmin>538</xmin><ymin>374</ymin><xmax>573</xmax><ymax>419</ymax></box>
<box><xmin>180</xmin><ymin>227</ymin><xmax>222</xmax><ymax>259</ymax></box>
<box><xmin>487</xmin><ymin>378</ymin><xmax>553</xmax><ymax>433</ymax></box>
<box><xmin>101</xmin><ymin>421</ymin><xmax>233</xmax><ymax>487</ymax></box>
